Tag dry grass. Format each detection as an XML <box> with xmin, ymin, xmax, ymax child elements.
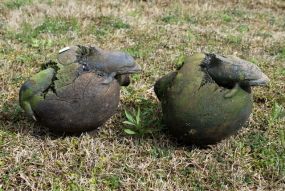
<box><xmin>0</xmin><ymin>0</ymin><xmax>285</xmax><ymax>190</ymax></box>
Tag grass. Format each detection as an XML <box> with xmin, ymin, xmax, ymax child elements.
<box><xmin>0</xmin><ymin>0</ymin><xmax>285</xmax><ymax>190</ymax></box>
<box><xmin>4</xmin><ymin>0</ymin><xmax>33</xmax><ymax>9</ymax></box>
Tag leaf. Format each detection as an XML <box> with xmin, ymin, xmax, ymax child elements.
<box><xmin>279</xmin><ymin>129</ymin><xmax>285</xmax><ymax>147</ymax></box>
<box><xmin>136</xmin><ymin>107</ymin><xmax>141</xmax><ymax>125</ymax></box>
<box><xmin>124</xmin><ymin>129</ymin><xmax>136</xmax><ymax>135</ymax></box>
<box><xmin>271</xmin><ymin>102</ymin><xmax>284</xmax><ymax>121</ymax></box>
<box><xmin>145</xmin><ymin>128</ymin><xmax>155</xmax><ymax>134</ymax></box>
<box><xmin>123</xmin><ymin>121</ymin><xmax>135</xmax><ymax>126</ymax></box>
<box><xmin>280</xmin><ymin>68</ymin><xmax>285</xmax><ymax>76</ymax></box>
<box><xmin>124</xmin><ymin>110</ymin><xmax>135</xmax><ymax>123</ymax></box>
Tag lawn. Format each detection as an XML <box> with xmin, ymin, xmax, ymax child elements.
<box><xmin>0</xmin><ymin>0</ymin><xmax>285</xmax><ymax>190</ymax></box>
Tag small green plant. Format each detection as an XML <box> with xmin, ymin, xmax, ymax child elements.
<box><xmin>221</xmin><ymin>14</ymin><xmax>232</xmax><ymax>22</ymax></box>
<box><xmin>269</xmin><ymin>102</ymin><xmax>285</xmax><ymax>126</ymax></box>
<box><xmin>187</xmin><ymin>30</ymin><xmax>196</xmax><ymax>42</ymax></box>
<box><xmin>8</xmin><ymin>17</ymin><xmax>79</xmax><ymax>45</ymax></box>
<box><xmin>124</xmin><ymin>46</ymin><xmax>144</xmax><ymax>58</ymax></box>
<box><xmin>226</xmin><ymin>35</ymin><xmax>242</xmax><ymax>44</ymax></box>
<box><xmin>281</xmin><ymin>68</ymin><xmax>285</xmax><ymax>76</ymax></box>
<box><xmin>111</xmin><ymin>20</ymin><xmax>130</xmax><ymax>29</ymax></box>
<box><xmin>124</xmin><ymin>45</ymin><xmax>151</xmax><ymax>59</ymax></box>
<box><xmin>4</xmin><ymin>0</ymin><xmax>33</xmax><ymax>9</ymax></box>
<box><xmin>31</xmin><ymin>39</ymin><xmax>53</xmax><ymax>48</ymax></box>
<box><xmin>35</xmin><ymin>17</ymin><xmax>79</xmax><ymax>34</ymax></box>
<box><xmin>278</xmin><ymin>47</ymin><xmax>285</xmax><ymax>60</ymax></box>
<box><xmin>161</xmin><ymin>15</ymin><xmax>179</xmax><ymax>23</ymax></box>
<box><xmin>238</xmin><ymin>24</ymin><xmax>249</xmax><ymax>33</ymax></box>
<box><xmin>150</xmin><ymin>146</ymin><xmax>170</xmax><ymax>159</ymax></box>
<box><xmin>89</xmin><ymin>16</ymin><xmax>129</xmax><ymax>35</ymax></box>
<box><xmin>102</xmin><ymin>175</ymin><xmax>121</xmax><ymax>189</ymax></box>
<box><xmin>123</xmin><ymin>107</ymin><xmax>159</xmax><ymax>136</ymax></box>
<box><xmin>123</xmin><ymin>107</ymin><xmax>142</xmax><ymax>135</ymax></box>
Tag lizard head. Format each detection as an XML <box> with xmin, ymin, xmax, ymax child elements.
<box><xmin>203</xmin><ymin>53</ymin><xmax>270</xmax><ymax>87</ymax></box>
<box><xmin>58</xmin><ymin>45</ymin><xmax>141</xmax><ymax>75</ymax></box>
<box><xmin>75</xmin><ymin>45</ymin><xmax>142</xmax><ymax>75</ymax></box>
<box><xmin>245</xmin><ymin>68</ymin><xmax>270</xmax><ymax>86</ymax></box>
<box><xmin>228</xmin><ymin>56</ymin><xmax>270</xmax><ymax>87</ymax></box>
<box><xmin>103</xmin><ymin>51</ymin><xmax>141</xmax><ymax>75</ymax></box>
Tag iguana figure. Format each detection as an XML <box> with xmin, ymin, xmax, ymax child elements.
<box><xmin>154</xmin><ymin>53</ymin><xmax>269</xmax><ymax>145</ymax></box>
<box><xmin>19</xmin><ymin>45</ymin><xmax>141</xmax><ymax>122</ymax></box>
<box><xmin>71</xmin><ymin>45</ymin><xmax>141</xmax><ymax>84</ymax></box>
<box><xmin>200</xmin><ymin>53</ymin><xmax>270</xmax><ymax>87</ymax></box>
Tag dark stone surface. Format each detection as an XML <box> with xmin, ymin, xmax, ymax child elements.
<box><xmin>34</xmin><ymin>72</ymin><xmax>120</xmax><ymax>133</ymax></box>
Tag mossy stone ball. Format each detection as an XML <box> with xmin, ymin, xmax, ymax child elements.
<box><xmin>155</xmin><ymin>54</ymin><xmax>252</xmax><ymax>145</ymax></box>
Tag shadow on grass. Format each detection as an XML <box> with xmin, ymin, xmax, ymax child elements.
<box><xmin>112</xmin><ymin>97</ymin><xmax>211</xmax><ymax>150</ymax></box>
<box><xmin>0</xmin><ymin>97</ymin><xmax>210</xmax><ymax>150</ymax></box>
<box><xmin>0</xmin><ymin>100</ymin><xmax>76</xmax><ymax>140</ymax></box>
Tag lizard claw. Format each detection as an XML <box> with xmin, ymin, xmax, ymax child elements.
<box><xmin>223</xmin><ymin>84</ymin><xmax>239</xmax><ymax>98</ymax></box>
<box><xmin>102</xmin><ymin>72</ymin><xmax>116</xmax><ymax>84</ymax></box>
<box><xmin>32</xmin><ymin>115</ymin><xmax>37</xmax><ymax>121</ymax></box>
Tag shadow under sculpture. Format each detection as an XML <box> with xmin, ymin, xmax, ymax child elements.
<box><xmin>154</xmin><ymin>53</ymin><xmax>269</xmax><ymax>146</ymax></box>
<box><xmin>19</xmin><ymin>45</ymin><xmax>141</xmax><ymax>133</ymax></box>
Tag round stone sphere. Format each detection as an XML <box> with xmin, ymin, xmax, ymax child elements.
<box><xmin>156</xmin><ymin>54</ymin><xmax>253</xmax><ymax>145</ymax></box>
<box><xmin>34</xmin><ymin>72</ymin><xmax>120</xmax><ymax>133</ymax></box>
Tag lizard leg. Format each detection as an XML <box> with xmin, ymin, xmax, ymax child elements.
<box><xmin>19</xmin><ymin>68</ymin><xmax>55</xmax><ymax>120</ymax></box>
<box><xmin>223</xmin><ymin>83</ymin><xmax>239</xmax><ymax>98</ymax></box>
<box><xmin>21</xmin><ymin>101</ymin><xmax>37</xmax><ymax>121</ymax></box>
<box><xmin>102</xmin><ymin>72</ymin><xmax>116</xmax><ymax>84</ymax></box>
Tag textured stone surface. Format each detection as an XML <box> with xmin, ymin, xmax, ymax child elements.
<box><xmin>155</xmin><ymin>54</ymin><xmax>253</xmax><ymax>145</ymax></box>
<box><xmin>19</xmin><ymin>45</ymin><xmax>142</xmax><ymax>133</ymax></box>
<box><xmin>34</xmin><ymin>72</ymin><xmax>120</xmax><ymax>133</ymax></box>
